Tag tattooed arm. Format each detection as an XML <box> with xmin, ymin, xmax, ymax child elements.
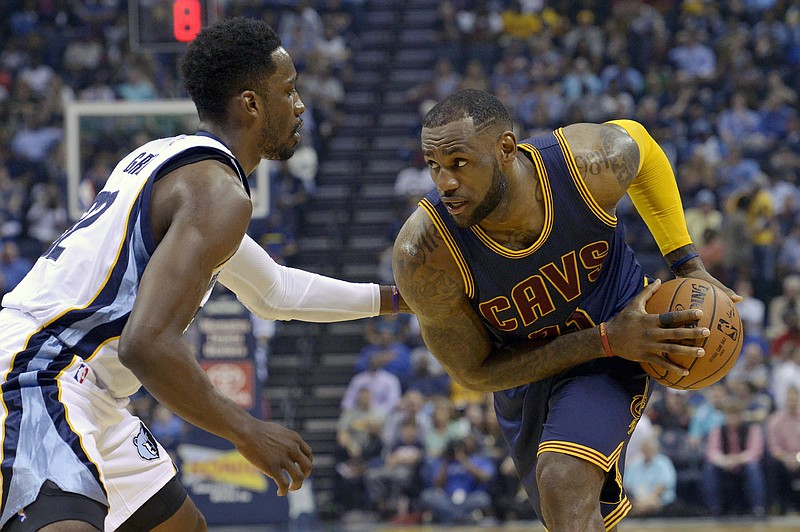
<box><xmin>564</xmin><ymin>121</ymin><xmax>741</xmax><ymax>301</ymax></box>
<box><xmin>392</xmin><ymin>208</ymin><xmax>705</xmax><ymax>392</ymax></box>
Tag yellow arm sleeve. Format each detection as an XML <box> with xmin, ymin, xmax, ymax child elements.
<box><xmin>607</xmin><ymin>119</ymin><xmax>692</xmax><ymax>256</ymax></box>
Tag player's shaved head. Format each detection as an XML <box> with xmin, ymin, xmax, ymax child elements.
<box><xmin>422</xmin><ymin>88</ymin><xmax>513</xmax><ymax>136</ymax></box>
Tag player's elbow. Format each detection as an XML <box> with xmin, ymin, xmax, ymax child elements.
<box><xmin>453</xmin><ymin>366</ymin><xmax>496</xmax><ymax>393</ymax></box>
<box><xmin>117</xmin><ymin>332</ymin><xmax>148</xmax><ymax>372</ymax></box>
<box><xmin>118</xmin><ymin>327</ymin><xmax>163</xmax><ymax>374</ymax></box>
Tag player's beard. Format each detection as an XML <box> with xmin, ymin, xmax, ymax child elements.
<box><xmin>460</xmin><ymin>160</ymin><xmax>509</xmax><ymax>228</ymax></box>
<box><xmin>259</xmin><ymin>118</ymin><xmax>297</xmax><ymax>161</ymax></box>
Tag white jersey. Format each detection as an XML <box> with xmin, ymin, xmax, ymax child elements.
<box><xmin>1</xmin><ymin>133</ymin><xmax>247</xmax><ymax>399</ymax></box>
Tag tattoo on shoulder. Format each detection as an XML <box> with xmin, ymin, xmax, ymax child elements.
<box><xmin>404</xmin><ymin>218</ymin><xmax>441</xmax><ymax>261</ymax></box>
<box><xmin>395</xmin><ymin>219</ymin><xmax>464</xmax><ymax>314</ymax></box>
<box><xmin>573</xmin><ymin>127</ymin><xmax>639</xmax><ymax>188</ymax></box>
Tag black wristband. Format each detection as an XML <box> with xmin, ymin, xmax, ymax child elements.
<box><xmin>670</xmin><ymin>251</ymin><xmax>699</xmax><ymax>272</ymax></box>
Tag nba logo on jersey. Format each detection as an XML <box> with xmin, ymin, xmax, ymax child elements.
<box><xmin>73</xmin><ymin>364</ymin><xmax>89</xmax><ymax>384</ymax></box>
<box><xmin>133</xmin><ymin>422</ymin><xmax>160</xmax><ymax>461</ymax></box>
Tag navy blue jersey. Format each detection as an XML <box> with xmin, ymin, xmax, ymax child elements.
<box><xmin>420</xmin><ymin>128</ymin><xmax>647</xmax><ymax>347</ymax></box>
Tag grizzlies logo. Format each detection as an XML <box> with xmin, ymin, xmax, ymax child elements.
<box><xmin>133</xmin><ymin>422</ymin><xmax>160</xmax><ymax>461</ymax></box>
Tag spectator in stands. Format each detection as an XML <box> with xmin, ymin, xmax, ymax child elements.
<box><xmin>407</xmin><ymin>343</ymin><xmax>451</xmax><ymax>398</ymax></box>
<box><xmin>115</xmin><ymin>65</ymin><xmax>158</xmax><ymax>101</ymax></box>
<box><xmin>563</xmin><ymin>9</ymin><xmax>604</xmax><ymax>68</ymax></box>
<box><xmin>720</xmin><ymin>194</ymin><xmax>754</xmax><ymax>286</ymax></box>
<box><xmin>334</xmin><ymin>386</ymin><xmax>384</xmax><ymax>513</ymax></box>
<box><xmin>765</xmin><ymin>385</ymin><xmax>800</xmax><ymax>515</ymax></box>
<box><xmin>25</xmin><ymin>182</ymin><xmax>67</xmax><ymax>247</ymax></box>
<box><xmin>684</xmin><ymin>188</ymin><xmax>723</xmax><ymax>248</ymax></box>
<box><xmin>340</xmin><ymin>363</ymin><xmax>401</xmax><ymax>417</ymax></box>
<box><xmin>780</xmin><ymin>221</ymin><xmax>800</xmax><ymax>279</ymax></box>
<box><xmin>459</xmin><ymin>59</ymin><xmax>490</xmax><ymax>93</ymax></box>
<box><xmin>702</xmin><ymin>397</ymin><xmax>767</xmax><ymax>517</ymax></box>
<box><xmin>315</xmin><ymin>20</ymin><xmax>351</xmax><ymax>76</ymax></box>
<box><xmin>732</xmin><ymin>278</ymin><xmax>766</xmax><ymax>341</ymax></box>
<box><xmin>688</xmin><ymin>384</ymin><xmax>727</xmax><ymax>449</ymax></box>
<box><xmin>419</xmin><ymin>433</ymin><xmax>495</xmax><ymax>525</ymax></box>
<box><xmin>624</xmin><ymin>435</ymin><xmax>677</xmax><ymax>517</ymax></box>
<box><xmin>669</xmin><ymin>30</ymin><xmax>717</xmax><ymax>81</ymax></box>
<box><xmin>10</xmin><ymin>106</ymin><xmax>62</xmax><ymax>165</ymax></box>
<box><xmin>424</xmin><ymin>396</ymin><xmax>468</xmax><ymax>459</ymax></box>
<box><xmin>648</xmin><ymin>389</ymin><xmax>704</xmax><ymax>503</ymax></box>
<box><xmin>364</xmin><ymin>419</ymin><xmax>425</xmax><ymax>523</ymax></box>
<box><xmin>716</xmin><ymin>92</ymin><xmax>764</xmax><ymax>153</ymax></box>
<box><xmin>726</xmin><ymin>378</ymin><xmax>772</xmax><ymax>425</ymax></box>
<box><xmin>356</xmin><ymin>314</ymin><xmax>413</xmax><ymax>388</ymax></box>
<box><xmin>772</xmin><ymin>310</ymin><xmax>800</xmax><ymax>361</ymax></box>
<box><xmin>561</xmin><ymin>56</ymin><xmax>602</xmax><ymax>106</ymax></box>
<box><xmin>382</xmin><ymin>389</ymin><xmax>432</xmax><ymax>449</ymax></box>
<box><xmin>727</xmin><ymin>341</ymin><xmax>770</xmax><ymax>392</ymax></box>
<box><xmin>772</xmin><ymin>345</ymin><xmax>800</xmax><ymax>410</ymax></box>
<box><xmin>766</xmin><ymin>274</ymin><xmax>800</xmax><ymax>341</ymax></box>
<box><xmin>0</xmin><ymin>240</ymin><xmax>31</xmax><ymax>292</ymax></box>
<box><xmin>393</xmin><ymin>149</ymin><xmax>432</xmax><ymax>210</ymax></box>
<box><xmin>600</xmin><ymin>54</ymin><xmax>644</xmax><ymax>98</ymax></box>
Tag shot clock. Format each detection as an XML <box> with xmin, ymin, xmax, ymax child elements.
<box><xmin>129</xmin><ymin>0</ymin><xmax>215</xmax><ymax>52</ymax></box>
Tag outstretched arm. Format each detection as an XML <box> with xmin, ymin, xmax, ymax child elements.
<box><xmin>219</xmin><ymin>234</ymin><xmax>406</xmax><ymax>321</ymax></box>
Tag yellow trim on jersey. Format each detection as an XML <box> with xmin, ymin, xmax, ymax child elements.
<box><xmin>469</xmin><ymin>143</ymin><xmax>554</xmax><ymax>259</ymax></box>
<box><xmin>604</xmin><ymin>496</ymin><xmax>632</xmax><ymax>530</ymax></box>
<box><xmin>419</xmin><ymin>198</ymin><xmax>475</xmax><ymax>299</ymax></box>
<box><xmin>84</xmin><ymin>335</ymin><xmax>121</xmax><ymax>363</ymax></box>
<box><xmin>537</xmin><ymin>440</ymin><xmax>625</xmax><ymax>472</ymax></box>
<box><xmin>553</xmin><ymin>128</ymin><xmax>617</xmax><ymax>228</ymax></box>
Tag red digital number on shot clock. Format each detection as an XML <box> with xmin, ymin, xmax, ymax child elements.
<box><xmin>173</xmin><ymin>0</ymin><xmax>201</xmax><ymax>42</ymax></box>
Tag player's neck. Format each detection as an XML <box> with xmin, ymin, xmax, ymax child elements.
<box><xmin>477</xmin><ymin>158</ymin><xmax>545</xmax><ymax>249</ymax></box>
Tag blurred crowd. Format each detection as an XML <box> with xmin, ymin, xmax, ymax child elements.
<box><xmin>1</xmin><ymin>0</ymin><xmax>800</xmax><ymax>527</ymax></box>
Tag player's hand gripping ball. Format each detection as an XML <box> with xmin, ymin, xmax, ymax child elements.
<box><xmin>643</xmin><ymin>278</ymin><xmax>743</xmax><ymax>390</ymax></box>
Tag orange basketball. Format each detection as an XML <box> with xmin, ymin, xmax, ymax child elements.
<box><xmin>642</xmin><ymin>278</ymin><xmax>743</xmax><ymax>390</ymax></box>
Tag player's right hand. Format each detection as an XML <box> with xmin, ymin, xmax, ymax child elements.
<box><xmin>233</xmin><ymin>419</ymin><xmax>313</xmax><ymax>496</ymax></box>
<box><xmin>605</xmin><ymin>279</ymin><xmax>710</xmax><ymax>375</ymax></box>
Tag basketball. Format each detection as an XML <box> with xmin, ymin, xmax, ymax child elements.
<box><xmin>642</xmin><ymin>278</ymin><xmax>743</xmax><ymax>390</ymax></box>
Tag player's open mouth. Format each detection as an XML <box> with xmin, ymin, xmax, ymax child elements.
<box><xmin>444</xmin><ymin>201</ymin><xmax>467</xmax><ymax>215</ymax></box>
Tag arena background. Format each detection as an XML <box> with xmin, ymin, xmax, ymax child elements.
<box><xmin>1</xmin><ymin>0</ymin><xmax>799</xmax><ymax>530</ymax></box>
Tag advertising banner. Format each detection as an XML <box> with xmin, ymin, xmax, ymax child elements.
<box><xmin>177</xmin><ymin>288</ymin><xmax>289</xmax><ymax>525</ymax></box>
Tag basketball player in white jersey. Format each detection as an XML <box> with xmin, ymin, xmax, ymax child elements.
<box><xmin>0</xmin><ymin>17</ymin><xmax>406</xmax><ymax>531</ymax></box>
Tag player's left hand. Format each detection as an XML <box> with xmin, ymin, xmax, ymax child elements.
<box><xmin>676</xmin><ymin>268</ymin><xmax>742</xmax><ymax>303</ymax></box>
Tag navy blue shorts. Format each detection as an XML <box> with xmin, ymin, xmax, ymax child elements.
<box><xmin>494</xmin><ymin>357</ymin><xmax>651</xmax><ymax>529</ymax></box>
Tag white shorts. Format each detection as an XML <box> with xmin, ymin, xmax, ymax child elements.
<box><xmin>0</xmin><ymin>310</ymin><xmax>176</xmax><ymax>531</ymax></box>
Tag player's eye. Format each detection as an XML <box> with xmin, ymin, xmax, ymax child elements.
<box><xmin>427</xmin><ymin>161</ymin><xmax>440</xmax><ymax>171</ymax></box>
<box><xmin>454</xmin><ymin>159</ymin><xmax>467</xmax><ymax>168</ymax></box>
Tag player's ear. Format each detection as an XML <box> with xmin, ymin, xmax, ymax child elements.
<box><xmin>238</xmin><ymin>90</ymin><xmax>260</xmax><ymax>117</ymax></box>
<box><xmin>498</xmin><ymin>130</ymin><xmax>517</xmax><ymax>162</ymax></box>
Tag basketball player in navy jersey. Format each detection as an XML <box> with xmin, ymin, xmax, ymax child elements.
<box><xmin>392</xmin><ymin>89</ymin><xmax>740</xmax><ymax>531</ymax></box>
<box><xmin>0</xmin><ymin>18</ymin><xmax>407</xmax><ymax>531</ymax></box>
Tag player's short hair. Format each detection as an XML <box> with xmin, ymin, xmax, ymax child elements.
<box><xmin>181</xmin><ymin>17</ymin><xmax>282</xmax><ymax>123</ymax></box>
<box><xmin>422</xmin><ymin>88</ymin><xmax>513</xmax><ymax>133</ymax></box>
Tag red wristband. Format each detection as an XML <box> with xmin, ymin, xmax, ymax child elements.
<box><xmin>599</xmin><ymin>322</ymin><xmax>614</xmax><ymax>357</ymax></box>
